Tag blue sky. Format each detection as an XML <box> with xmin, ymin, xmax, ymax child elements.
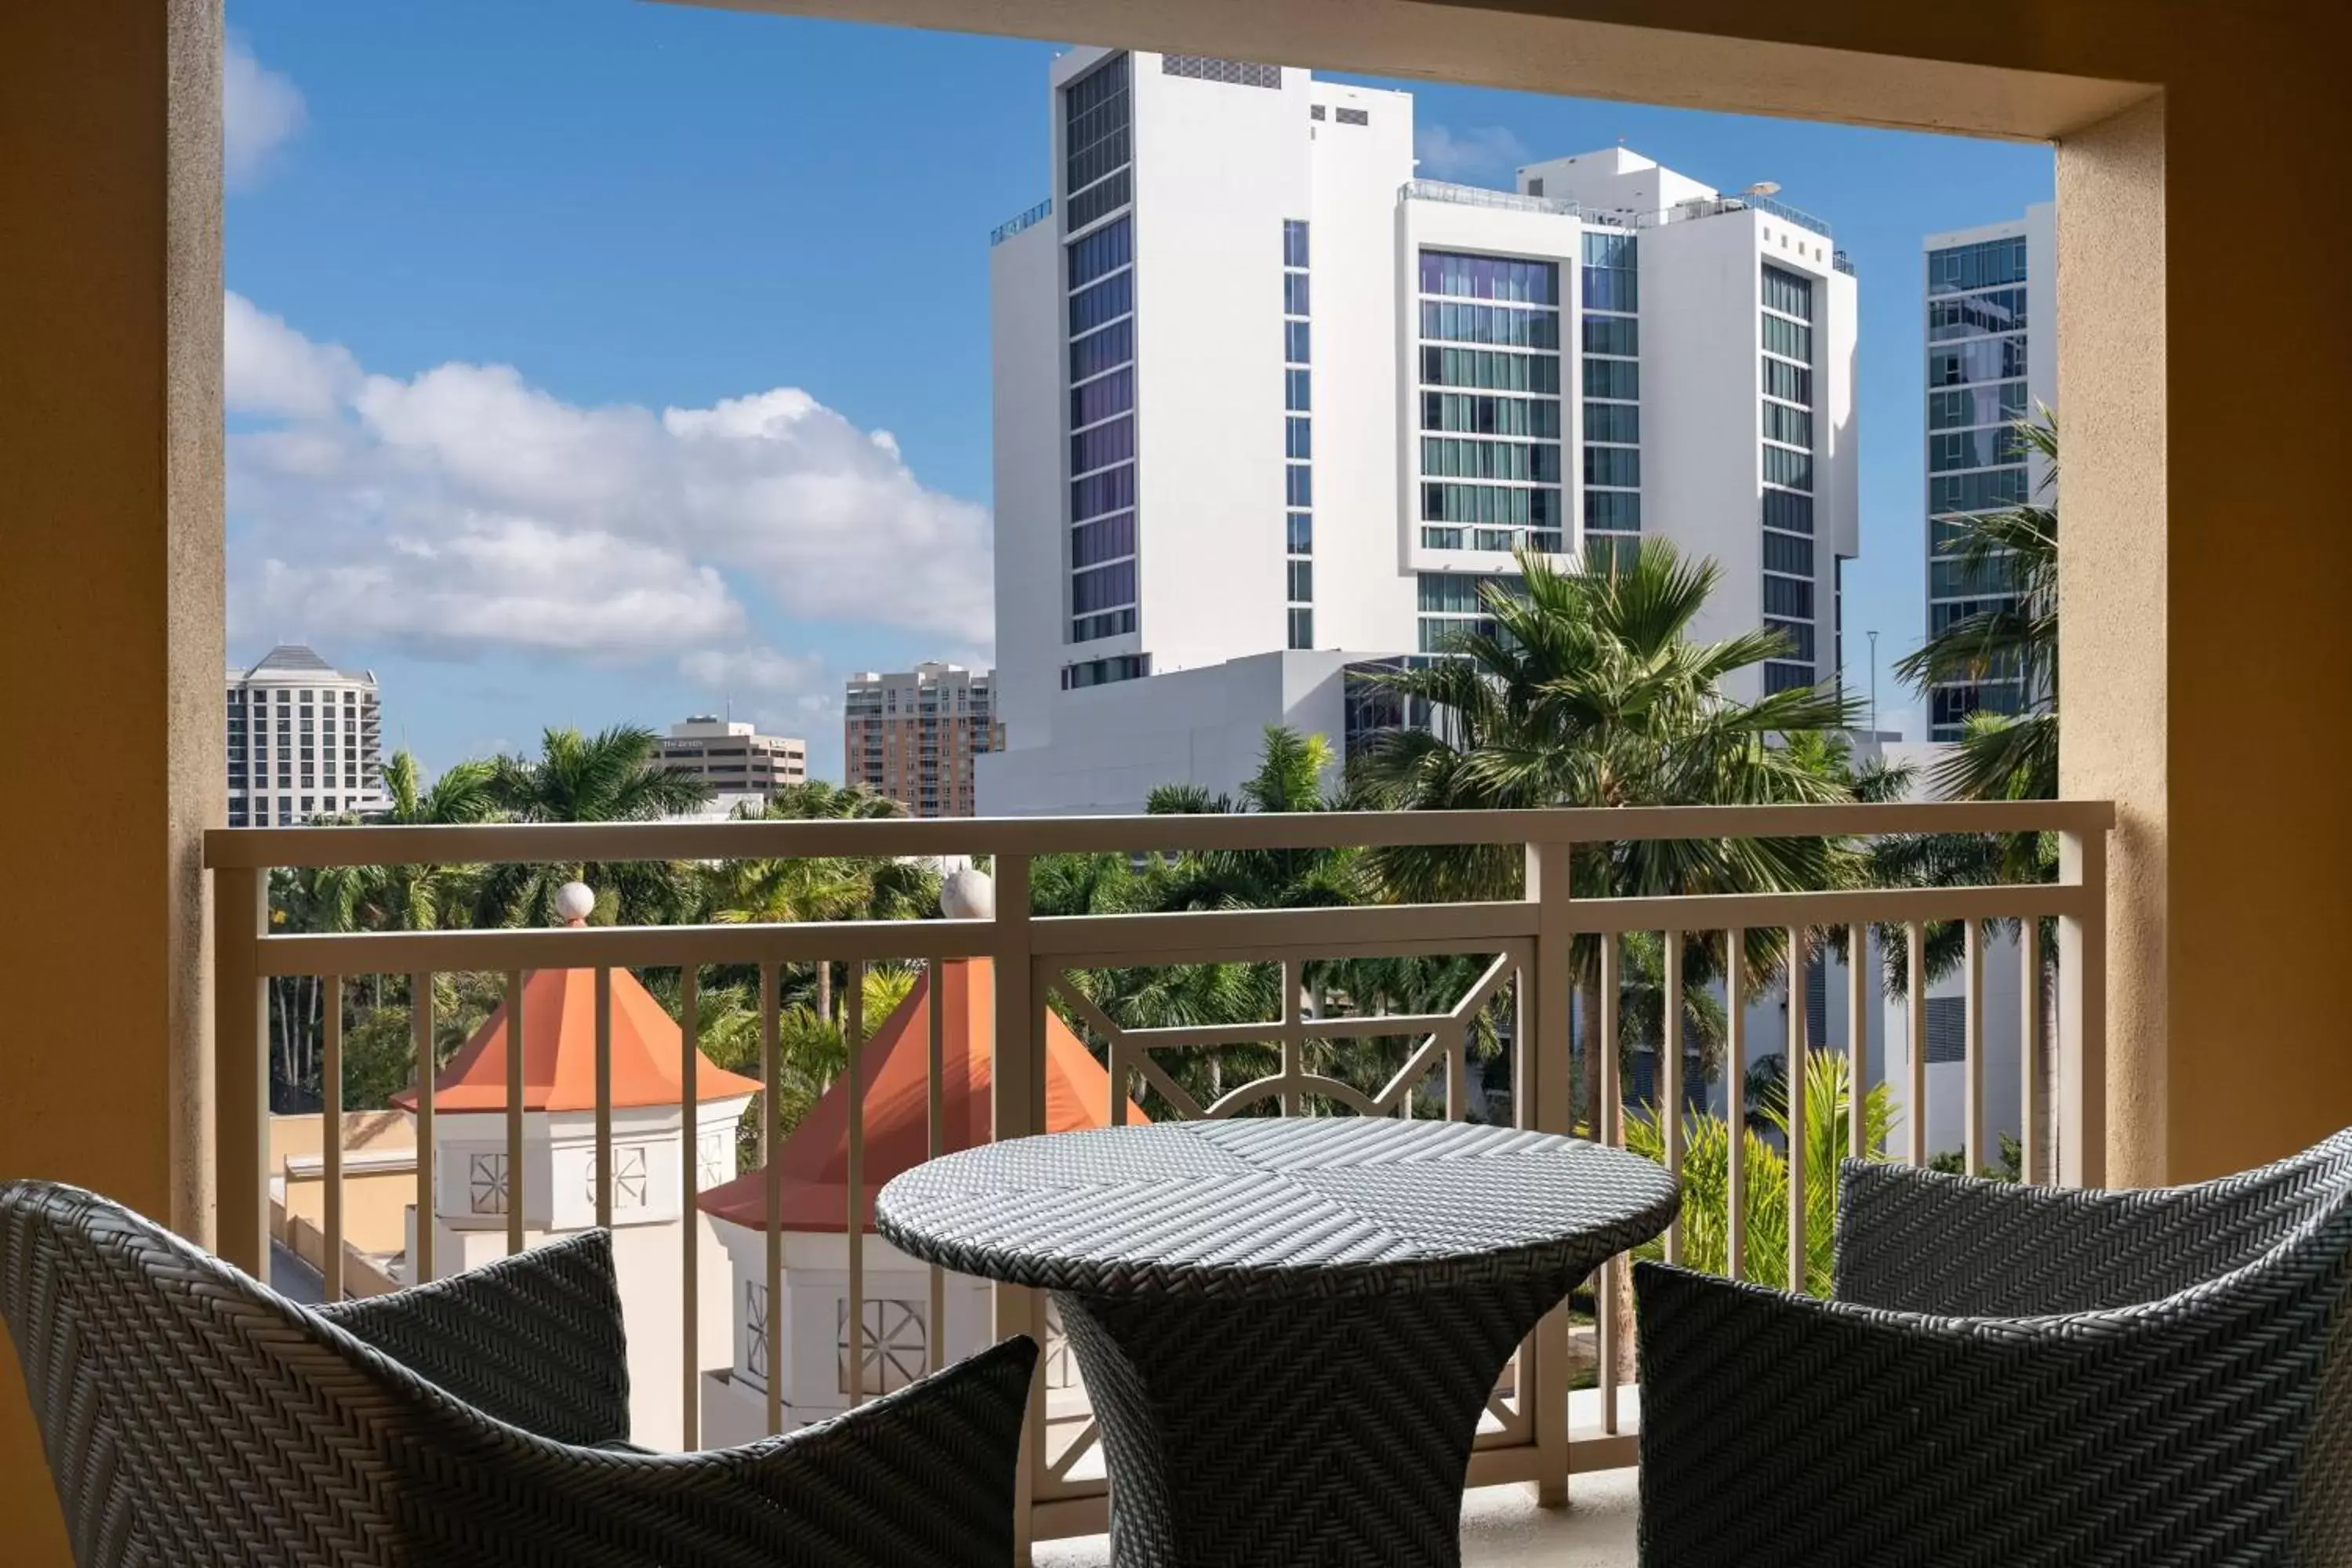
<box><xmin>224</xmin><ymin>0</ymin><xmax>2051</xmax><ymax>779</ymax></box>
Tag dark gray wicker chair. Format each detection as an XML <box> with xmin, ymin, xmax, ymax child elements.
<box><xmin>1633</xmin><ymin>1130</ymin><xmax>2352</xmax><ymax>1567</ymax></box>
<box><xmin>1646</xmin><ymin>1128</ymin><xmax>2352</xmax><ymax>1568</ymax></box>
<box><xmin>0</xmin><ymin>1180</ymin><xmax>1036</xmax><ymax>1567</ymax></box>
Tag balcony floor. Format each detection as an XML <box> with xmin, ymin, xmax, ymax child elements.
<box><xmin>1033</xmin><ymin>1466</ymin><xmax>1641</xmax><ymax>1566</ymax></box>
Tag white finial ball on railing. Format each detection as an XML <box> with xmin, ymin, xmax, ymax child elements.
<box><xmin>554</xmin><ymin>880</ymin><xmax>597</xmax><ymax>927</ymax></box>
<box><xmin>940</xmin><ymin>866</ymin><xmax>995</xmax><ymax>922</ymax></box>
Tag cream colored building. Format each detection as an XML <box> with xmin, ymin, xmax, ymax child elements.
<box><xmin>226</xmin><ymin>644</ymin><xmax>384</xmax><ymax>826</ymax></box>
<box><xmin>655</xmin><ymin>715</ymin><xmax>808</xmax><ymax>806</ymax></box>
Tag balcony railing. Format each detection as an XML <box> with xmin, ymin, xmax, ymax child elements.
<box><xmin>206</xmin><ymin>800</ymin><xmax>2111</xmax><ymax>1544</ymax></box>
<box><xmin>1401</xmin><ymin>179</ymin><xmax>1586</xmax><ymax>219</ymax></box>
<box><xmin>991</xmin><ymin>197</ymin><xmax>1053</xmax><ymax>246</ymax></box>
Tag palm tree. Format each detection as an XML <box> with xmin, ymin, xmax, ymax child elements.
<box><xmin>1896</xmin><ymin>412</ymin><xmax>2058</xmax><ymax>809</ymax></box>
<box><xmin>470</xmin><ymin>726</ymin><xmax>712</xmax><ymax>927</ymax></box>
<box><xmin>1145</xmin><ymin>727</ymin><xmax>1357</xmax><ymax>913</ymax></box>
<box><xmin>706</xmin><ymin>782</ymin><xmax>935</xmax><ymax>1025</ymax></box>
<box><xmin>1352</xmin><ymin>540</ymin><xmax>1859</xmax><ymax>1131</ymax></box>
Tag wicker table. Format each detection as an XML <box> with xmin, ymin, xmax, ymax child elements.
<box><xmin>875</xmin><ymin>1118</ymin><xmax>1678</xmax><ymax>1567</ymax></box>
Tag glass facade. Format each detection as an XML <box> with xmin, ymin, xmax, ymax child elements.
<box><xmin>1285</xmin><ymin>221</ymin><xmax>1314</xmax><ymax>648</ymax></box>
<box><xmin>1923</xmin><ymin>231</ymin><xmax>2033</xmax><ymax>738</ymax></box>
<box><xmin>1417</xmin><ymin>249</ymin><xmax>1563</xmax><ymax>559</ymax></box>
<box><xmin>1581</xmin><ymin>231</ymin><xmax>1641</xmax><ymax>568</ymax></box>
<box><xmin>1062</xmin><ymin>56</ymin><xmax>1138</xmax><ymax>644</ymax></box>
<box><xmin>1760</xmin><ymin>263</ymin><xmax>1817</xmax><ymax>694</ymax></box>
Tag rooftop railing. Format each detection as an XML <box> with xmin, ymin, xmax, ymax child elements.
<box><xmin>208</xmin><ymin>800</ymin><xmax>2111</xmax><ymax>1546</ymax></box>
<box><xmin>1401</xmin><ymin>179</ymin><xmax>1584</xmax><ymax>218</ymax></box>
<box><xmin>990</xmin><ymin>197</ymin><xmax>1054</xmax><ymax>246</ymax></box>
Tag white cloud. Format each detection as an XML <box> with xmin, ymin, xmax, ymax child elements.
<box><xmin>1414</xmin><ymin>124</ymin><xmax>1532</xmax><ymax>182</ymax></box>
<box><xmin>223</xmin><ymin>38</ymin><xmax>307</xmax><ymax>188</ymax></box>
<box><xmin>223</xmin><ymin>293</ymin><xmax>994</xmax><ymax>675</ymax></box>
<box><xmin>224</xmin><ymin>294</ymin><xmax>358</xmax><ymax>419</ymax></box>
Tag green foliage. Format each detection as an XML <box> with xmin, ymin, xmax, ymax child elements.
<box><xmin>1624</xmin><ymin>1049</ymin><xmax>1895</xmax><ymax>1297</ymax></box>
<box><xmin>1929</xmin><ymin>1132</ymin><xmax>2024</xmax><ymax>1182</ymax></box>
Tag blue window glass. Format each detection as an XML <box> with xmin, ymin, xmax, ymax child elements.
<box><xmin>1072</xmin><ymin>512</ymin><xmax>1136</xmax><ymax>567</ymax></box>
<box><xmin>1585</xmin><ymin>491</ymin><xmax>1642</xmax><ymax>532</ymax></box>
<box><xmin>1286</xmin><ymin>513</ymin><xmax>1312</xmax><ymax>554</ymax></box>
<box><xmin>1069</xmin><ymin>270</ymin><xmax>1133</xmax><ymax>335</ymax></box>
<box><xmin>1070</xmin><ymin>318</ymin><xmax>1134</xmax><ymax>381</ymax></box>
<box><xmin>1584</xmin><ymin>447</ymin><xmax>1640</xmax><ymax>488</ymax></box>
<box><xmin>1583</xmin><ymin>402</ymin><xmax>1639</xmax><ymax>443</ymax></box>
<box><xmin>1283</xmin><ymin>220</ymin><xmax>1309</xmax><ymax>268</ymax></box>
<box><xmin>1286</xmin><ymin>417</ymin><xmax>1312</xmax><ymax>459</ymax></box>
<box><xmin>1287</xmin><ymin>560</ymin><xmax>1313</xmax><ymax>602</ymax></box>
<box><xmin>1070</xmin><ymin>416</ymin><xmax>1134</xmax><ymax>475</ymax></box>
<box><xmin>1286</xmin><ymin>465</ymin><xmax>1312</xmax><ymax>506</ymax></box>
<box><xmin>1583</xmin><ymin>359</ymin><xmax>1639</xmax><ymax>399</ymax></box>
<box><xmin>1065</xmin><ymin>217</ymin><xmax>1133</xmax><ymax>290</ymax></box>
<box><xmin>1285</xmin><ymin>321</ymin><xmax>1312</xmax><ymax>365</ymax></box>
<box><xmin>1762</xmin><ymin>490</ymin><xmax>1813</xmax><ymax>534</ymax></box>
<box><xmin>1763</xmin><ymin>445</ymin><xmax>1814</xmax><ymax>491</ymax></box>
<box><xmin>1288</xmin><ymin>607</ymin><xmax>1314</xmax><ymax>649</ymax></box>
<box><xmin>1765</xmin><ymin>619</ymin><xmax>1817</xmax><ymax>661</ymax></box>
<box><xmin>1283</xmin><ymin>273</ymin><xmax>1311</xmax><ymax>316</ymax></box>
<box><xmin>1072</xmin><ymin>464</ymin><xmax>1136</xmax><ymax>522</ymax></box>
<box><xmin>1073</xmin><ymin>559</ymin><xmax>1137</xmax><ymax>614</ymax></box>
<box><xmin>1286</xmin><ymin>368</ymin><xmax>1312</xmax><ymax>411</ymax></box>
<box><xmin>1764</xmin><ymin>575</ymin><xmax>1814</xmax><ymax>618</ymax></box>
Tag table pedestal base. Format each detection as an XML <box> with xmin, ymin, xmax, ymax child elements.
<box><xmin>1055</xmin><ymin>1272</ymin><xmax>1571</xmax><ymax>1568</ymax></box>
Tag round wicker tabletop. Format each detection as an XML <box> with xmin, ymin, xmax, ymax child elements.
<box><xmin>877</xmin><ymin>1120</ymin><xmax>1679</xmax><ymax>1568</ymax></box>
<box><xmin>875</xmin><ymin>1118</ymin><xmax>1679</xmax><ymax>1301</ymax></box>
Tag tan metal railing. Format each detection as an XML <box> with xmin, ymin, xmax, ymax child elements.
<box><xmin>205</xmin><ymin>800</ymin><xmax>2112</xmax><ymax>1544</ymax></box>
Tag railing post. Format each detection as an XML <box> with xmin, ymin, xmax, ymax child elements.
<box><xmin>989</xmin><ymin>854</ymin><xmax>1044</xmax><ymax>1562</ymax></box>
<box><xmin>2059</xmin><ymin>828</ymin><xmax>2109</xmax><ymax>1188</ymax></box>
<box><xmin>212</xmin><ymin>863</ymin><xmax>268</xmax><ymax>1277</ymax></box>
<box><xmin>1523</xmin><ymin>840</ymin><xmax>1573</xmax><ymax>1507</ymax></box>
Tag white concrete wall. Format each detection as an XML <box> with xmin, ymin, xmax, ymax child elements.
<box><xmin>1305</xmin><ymin>81</ymin><xmax>1417</xmax><ymax>651</ymax></box>
<box><xmin>989</xmin><ymin>215</ymin><xmax>1065</xmax><ymax>753</ymax></box>
<box><xmin>976</xmin><ymin>648</ymin><xmax>1360</xmax><ymax>816</ymax></box>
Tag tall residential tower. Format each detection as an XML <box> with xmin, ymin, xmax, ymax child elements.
<box><xmin>225</xmin><ymin>644</ymin><xmax>384</xmax><ymax>826</ymax></box>
<box><xmin>844</xmin><ymin>663</ymin><xmax>1001</xmax><ymax>818</ymax></box>
<box><xmin>982</xmin><ymin>51</ymin><xmax>1859</xmax><ymax>814</ymax></box>
<box><xmin>1921</xmin><ymin>205</ymin><xmax>2055</xmax><ymax>739</ymax></box>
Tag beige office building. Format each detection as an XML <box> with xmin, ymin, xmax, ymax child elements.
<box><xmin>844</xmin><ymin>663</ymin><xmax>1001</xmax><ymax>817</ymax></box>
<box><xmin>226</xmin><ymin>644</ymin><xmax>385</xmax><ymax>827</ymax></box>
<box><xmin>655</xmin><ymin>716</ymin><xmax>808</xmax><ymax>810</ymax></box>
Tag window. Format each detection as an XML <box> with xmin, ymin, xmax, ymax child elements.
<box><xmin>1070</xmin><ymin>318</ymin><xmax>1134</xmax><ymax>381</ymax></box>
<box><xmin>1283</xmin><ymin>220</ymin><xmax>1309</xmax><ymax>268</ymax></box>
<box><xmin>1309</xmin><ymin>103</ymin><xmax>1325</xmax><ymax>121</ymax></box>
<box><xmin>1072</xmin><ymin>512</ymin><xmax>1135</xmax><ymax>566</ymax></box>
<box><xmin>1334</xmin><ymin>107</ymin><xmax>1368</xmax><ymax>125</ymax></box>
<box><xmin>1766</xmin><ymin>618</ymin><xmax>1817</xmax><ymax>660</ymax></box>
<box><xmin>1422</xmin><ymin>347</ymin><xmax>1561</xmax><ymax>394</ymax></box>
<box><xmin>1421</xmin><ymin>482</ymin><xmax>1561</xmax><ymax>527</ymax></box>
<box><xmin>1286</xmin><ymin>465</ymin><xmax>1312</xmax><ymax>506</ymax></box>
<box><xmin>1286</xmin><ymin>513</ymin><xmax>1312</xmax><ymax>554</ymax></box>
<box><xmin>1066</xmin><ymin>168</ymin><xmax>1131</xmax><ymax>233</ymax></box>
<box><xmin>1285</xmin><ymin>417</ymin><xmax>1312</xmax><ymax>459</ymax></box>
<box><xmin>1063</xmin><ymin>654</ymin><xmax>1151</xmax><ymax>689</ymax></box>
<box><xmin>1762</xmin><ymin>314</ymin><xmax>1813</xmax><ymax>361</ymax></box>
<box><xmin>1762</xmin><ymin>264</ymin><xmax>1815</xmax><ymax>322</ymax></box>
<box><xmin>1286</xmin><ymin>368</ymin><xmax>1311</xmax><ymax>411</ymax></box>
<box><xmin>1072</xmin><ymin>464</ymin><xmax>1135</xmax><ymax>521</ymax></box>
<box><xmin>1929</xmin><ymin>427</ymin><xmax>2024</xmax><ymax>472</ymax></box>
<box><xmin>1066</xmin><ymin>216</ymin><xmax>1133</xmax><ymax>289</ymax></box>
<box><xmin>1929</xmin><ymin>288</ymin><xmax>2027</xmax><ymax>339</ymax></box>
<box><xmin>1926</xmin><ymin>235</ymin><xmax>2027</xmax><ymax>295</ymax></box>
<box><xmin>1762</xmin><ymin>358</ymin><xmax>1812</xmax><ymax>405</ymax></box>
<box><xmin>1069</xmin><ymin>270</ymin><xmax>1132</xmax><ymax>335</ymax></box>
<box><xmin>1585</xmin><ymin>491</ymin><xmax>1642</xmax><ymax>532</ymax></box>
<box><xmin>1582</xmin><ymin>401</ymin><xmax>1639</xmax><ymax>443</ymax></box>
<box><xmin>1422</xmin><ymin>300</ymin><xmax>1560</xmax><ymax>348</ymax></box>
<box><xmin>1070</xmin><ymin>415</ymin><xmax>1134</xmax><ymax>474</ymax></box>
<box><xmin>1072</xmin><ymin>366</ymin><xmax>1134</xmax><ymax>427</ymax></box>
<box><xmin>1419</xmin><ymin>251</ymin><xmax>1557</xmax><ymax>305</ymax></box>
<box><xmin>1287</xmin><ymin>560</ymin><xmax>1313</xmax><ymax>602</ymax></box>
<box><xmin>1929</xmin><ymin>336</ymin><xmax>2029</xmax><ymax>387</ymax></box>
<box><xmin>1762</xmin><ymin>489</ymin><xmax>1814</xmax><ymax>534</ymax></box>
<box><xmin>1283</xmin><ymin>272</ymin><xmax>1311</xmax><ymax>316</ymax></box>
<box><xmin>1583</xmin><ymin>358</ymin><xmax>1639</xmax><ymax>399</ymax></box>
<box><xmin>1929</xmin><ymin>557</ymin><xmax>2020</xmax><ymax>598</ymax></box>
<box><xmin>1583</xmin><ymin>446</ymin><xmax>1640</xmax><ymax>488</ymax></box>
<box><xmin>1424</xmin><ymin>392</ymin><xmax>1561</xmax><ymax>438</ymax></box>
<box><xmin>1762</xmin><ymin>401</ymin><xmax>1813</xmax><ymax>446</ymax></box>
<box><xmin>1929</xmin><ymin>381</ymin><xmax>2030</xmax><ymax>431</ymax></box>
<box><xmin>1763</xmin><ymin>531</ymin><xmax>1814</xmax><ymax>575</ymax></box>
<box><xmin>1423</xmin><ymin>436</ymin><xmax>1557</xmax><ymax>482</ymax></box>
<box><xmin>1581</xmin><ymin>230</ymin><xmax>1639</xmax><ymax>312</ymax></box>
<box><xmin>1284</xmin><ymin>320</ymin><xmax>1311</xmax><ymax>364</ymax></box>
<box><xmin>1160</xmin><ymin>53</ymin><xmax>1281</xmax><ymax>86</ymax></box>
<box><xmin>1763</xmin><ymin>445</ymin><xmax>1814</xmax><ymax>490</ymax></box>
<box><xmin>1929</xmin><ymin>467</ymin><xmax>2031</xmax><ymax>515</ymax></box>
<box><xmin>1581</xmin><ymin>316</ymin><xmax>1639</xmax><ymax>356</ymax></box>
<box><xmin>1764</xmin><ymin>575</ymin><xmax>1814</xmax><ymax>617</ymax></box>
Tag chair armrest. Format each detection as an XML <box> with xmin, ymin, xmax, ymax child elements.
<box><xmin>365</xmin><ymin>1334</ymin><xmax>1040</xmax><ymax>1567</ymax></box>
<box><xmin>1633</xmin><ymin>1259</ymin><xmax>2332</xmax><ymax>1568</ymax></box>
<box><xmin>316</xmin><ymin>1228</ymin><xmax>630</xmax><ymax>1446</ymax></box>
<box><xmin>1834</xmin><ymin>1160</ymin><xmax>2302</xmax><ymax>1316</ymax></box>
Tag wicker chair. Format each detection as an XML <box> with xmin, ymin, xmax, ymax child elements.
<box><xmin>1634</xmin><ymin>1131</ymin><xmax>2352</xmax><ymax>1568</ymax></box>
<box><xmin>0</xmin><ymin>1180</ymin><xmax>1036</xmax><ymax>1567</ymax></box>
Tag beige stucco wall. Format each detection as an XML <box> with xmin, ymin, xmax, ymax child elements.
<box><xmin>5</xmin><ymin>0</ymin><xmax>2351</xmax><ymax>1560</ymax></box>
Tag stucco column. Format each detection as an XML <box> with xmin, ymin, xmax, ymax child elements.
<box><xmin>0</xmin><ymin>3</ymin><xmax>223</xmax><ymax>1560</ymax></box>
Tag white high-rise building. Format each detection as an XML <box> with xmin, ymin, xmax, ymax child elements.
<box><xmin>982</xmin><ymin>50</ymin><xmax>1860</xmax><ymax>815</ymax></box>
<box><xmin>1921</xmin><ymin>205</ymin><xmax>2056</xmax><ymax>740</ymax></box>
<box><xmin>225</xmin><ymin>644</ymin><xmax>385</xmax><ymax>826</ymax></box>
